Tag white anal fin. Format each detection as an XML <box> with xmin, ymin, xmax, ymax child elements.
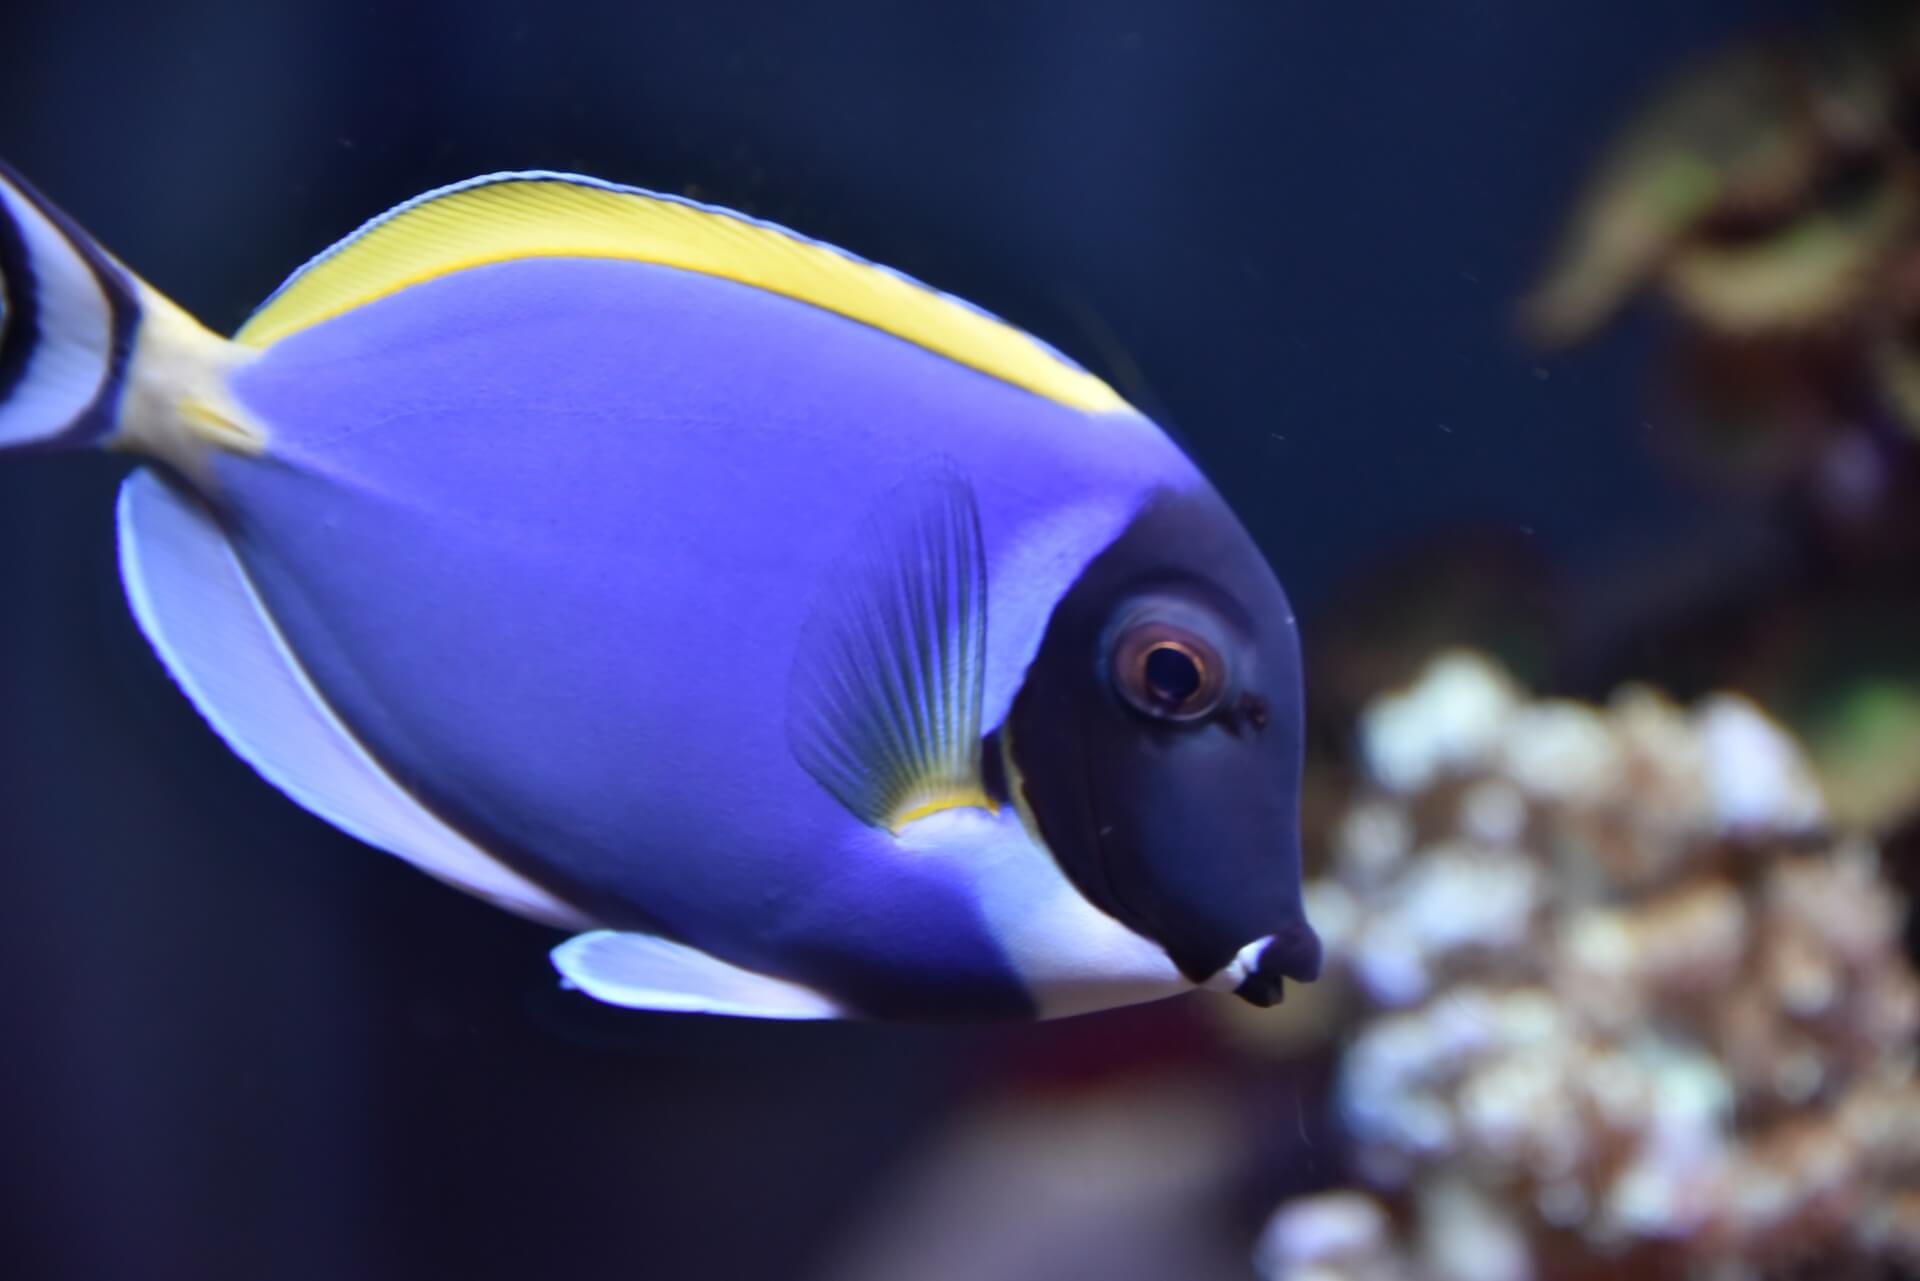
<box><xmin>116</xmin><ymin>467</ymin><xmax>594</xmax><ymax>931</ymax></box>
<box><xmin>552</xmin><ymin>931</ymin><xmax>844</xmax><ymax>1019</ymax></box>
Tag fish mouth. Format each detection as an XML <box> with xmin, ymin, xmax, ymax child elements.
<box><xmin>1215</xmin><ymin>922</ymin><xmax>1323</xmax><ymax>1008</ymax></box>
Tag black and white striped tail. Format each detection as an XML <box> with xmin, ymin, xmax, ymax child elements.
<box><xmin>0</xmin><ymin>160</ymin><xmax>141</xmax><ymax>453</ymax></box>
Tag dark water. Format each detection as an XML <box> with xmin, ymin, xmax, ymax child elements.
<box><xmin>0</xmin><ymin>3</ymin><xmax>1820</xmax><ymax>1279</ymax></box>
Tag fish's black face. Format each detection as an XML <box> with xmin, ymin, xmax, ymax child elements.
<box><xmin>1007</xmin><ymin>486</ymin><xmax>1321</xmax><ymax>1006</ymax></box>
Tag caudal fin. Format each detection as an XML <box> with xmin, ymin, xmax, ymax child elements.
<box><xmin>0</xmin><ymin>160</ymin><xmax>261</xmax><ymax>464</ymax></box>
<box><xmin>0</xmin><ymin>160</ymin><xmax>141</xmax><ymax>452</ymax></box>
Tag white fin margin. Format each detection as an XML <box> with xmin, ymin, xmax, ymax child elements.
<box><xmin>552</xmin><ymin>930</ymin><xmax>844</xmax><ymax>1019</ymax></box>
<box><xmin>0</xmin><ymin>168</ymin><xmax>114</xmax><ymax>447</ymax></box>
<box><xmin>116</xmin><ymin>468</ymin><xmax>595</xmax><ymax>931</ymax></box>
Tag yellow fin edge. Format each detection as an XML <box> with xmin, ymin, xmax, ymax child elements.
<box><xmin>236</xmin><ymin>173</ymin><xmax>1128</xmax><ymax>415</ymax></box>
<box><xmin>886</xmin><ymin>788</ymin><xmax>1001</xmax><ymax>836</ymax></box>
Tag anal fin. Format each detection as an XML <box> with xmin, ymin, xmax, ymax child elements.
<box><xmin>115</xmin><ymin>467</ymin><xmax>593</xmax><ymax>931</ymax></box>
<box><xmin>552</xmin><ymin>931</ymin><xmax>844</xmax><ymax>1019</ymax></box>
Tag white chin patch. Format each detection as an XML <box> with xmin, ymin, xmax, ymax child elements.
<box><xmin>893</xmin><ymin>807</ymin><xmax>1194</xmax><ymax>1019</ymax></box>
<box><xmin>1202</xmin><ymin>935</ymin><xmax>1276</xmax><ymax>993</ymax></box>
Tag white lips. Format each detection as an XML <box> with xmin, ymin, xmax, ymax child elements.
<box><xmin>1205</xmin><ymin>934</ymin><xmax>1278</xmax><ymax>992</ymax></box>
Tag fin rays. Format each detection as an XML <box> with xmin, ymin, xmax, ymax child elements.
<box><xmin>233</xmin><ymin>171</ymin><xmax>1126</xmax><ymax>413</ymax></box>
<box><xmin>788</xmin><ymin>463</ymin><xmax>992</xmax><ymax>832</ymax></box>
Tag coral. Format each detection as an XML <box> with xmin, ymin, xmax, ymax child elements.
<box><xmin>1255</xmin><ymin>1193</ymin><xmax>1416</xmax><ymax>1281</ymax></box>
<box><xmin>1260</xmin><ymin>651</ymin><xmax>1920</xmax><ymax>1281</ymax></box>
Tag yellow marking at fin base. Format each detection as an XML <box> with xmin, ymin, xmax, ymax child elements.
<box><xmin>111</xmin><ymin>282</ymin><xmax>267</xmax><ymax>469</ymax></box>
<box><xmin>174</xmin><ymin>396</ymin><xmax>261</xmax><ymax>452</ymax></box>
<box><xmin>236</xmin><ymin>174</ymin><xmax>1129</xmax><ymax>414</ymax></box>
<box><xmin>887</xmin><ymin>788</ymin><xmax>1000</xmax><ymax>836</ymax></box>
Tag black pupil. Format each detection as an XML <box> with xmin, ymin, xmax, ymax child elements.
<box><xmin>1143</xmin><ymin>644</ymin><xmax>1202</xmax><ymax>704</ymax></box>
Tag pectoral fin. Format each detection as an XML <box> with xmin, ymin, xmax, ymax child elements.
<box><xmin>786</xmin><ymin>462</ymin><xmax>994</xmax><ymax>833</ymax></box>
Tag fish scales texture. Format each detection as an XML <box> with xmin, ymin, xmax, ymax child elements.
<box><xmin>218</xmin><ymin>255</ymin><xmax>1193</xmax><ymax>1017</ymax></box>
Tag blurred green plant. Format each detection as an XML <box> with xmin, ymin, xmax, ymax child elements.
<box><xmin>1522</xmin><ymin>0</ymin><xmax>1920</xmax><ymax>838</ymax></box>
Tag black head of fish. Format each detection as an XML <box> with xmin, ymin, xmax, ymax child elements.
<box><xmin>1006</xmin><ymin>484</ymin><xmax>1321</xmax><ymax>1006</ymax></box>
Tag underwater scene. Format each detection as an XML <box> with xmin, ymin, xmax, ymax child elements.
<box><xmin>2</xmin><ymin>2</ymin><xmax>1918</xmax><ymax>1279</ymax></box>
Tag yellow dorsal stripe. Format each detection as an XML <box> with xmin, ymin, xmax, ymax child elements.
<box><xmin>235</xmin><ymin>173</ymin><xmax>1128</xmax><ymax>414</ymax></box>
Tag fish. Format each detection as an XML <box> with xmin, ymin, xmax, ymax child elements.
<box><xmin>0</xmin><ymin>162</ymin><xmax>1320</xmax><ymax>1021</ymax></box>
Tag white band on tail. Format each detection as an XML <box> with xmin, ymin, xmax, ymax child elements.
<box><xmin>0</xmin><ymin>166</ymin><xmax>121</xmax><ymax>449</ymax></box>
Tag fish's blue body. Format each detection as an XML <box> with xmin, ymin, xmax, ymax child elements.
<box><xmin>0</xmin><ymin>165</ymin><xmax>1320</xmax><ymax>1021</ymax></box>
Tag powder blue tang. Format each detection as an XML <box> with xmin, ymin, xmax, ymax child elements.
<box><xmin>0</xmin><ymin>164</ymin><xmax>1321</xmax><ymax>1021</ymax></box>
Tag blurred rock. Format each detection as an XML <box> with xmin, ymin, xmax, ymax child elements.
<box><xmin>1255</xmin><ymin>1192</ymin><xmax>1410</xmax><ymax>1281</ymax></box>
<box><xmin>1260</xmin><ymin>650</ymin><xmax>1920</xmax><ymax>1281</ymax></box>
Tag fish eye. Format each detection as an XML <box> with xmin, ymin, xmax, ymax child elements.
<box><xmin>1111</xmin><ymin>619</ymin><xmax>1228</xmax><ymax>721</ymax></box>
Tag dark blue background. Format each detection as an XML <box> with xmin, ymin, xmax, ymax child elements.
<box><xmin>0</xmin><ymin>4</ymin><xmax>1811</xmax><ymax>1279</ymax></box>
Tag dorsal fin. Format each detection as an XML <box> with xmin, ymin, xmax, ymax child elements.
<box><xmin>235</xmin><ymin>171</ymin><xmax>1128</xmax><ymax>414</ymax></box>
